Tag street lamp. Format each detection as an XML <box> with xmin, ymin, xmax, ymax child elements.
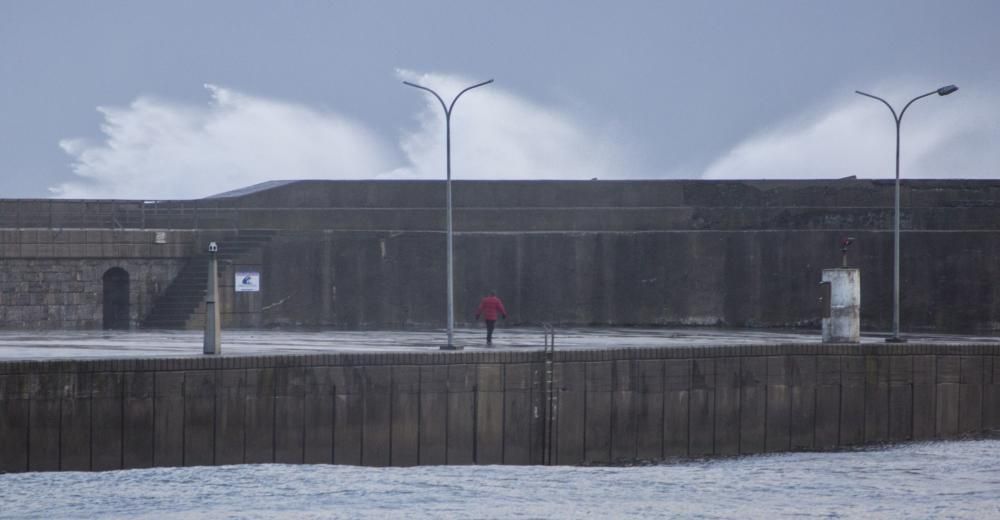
<box><xmin>855</xmin><ymin>84</ymin><xmax>958</xmax><ymax>343</ymax></box>
<box><xmin>404</xmin><ymin>78</ymin><xmax>493</xmax><ymax>350</ymax></box>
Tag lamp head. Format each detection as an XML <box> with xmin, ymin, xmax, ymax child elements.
<box><xmin>937</xmin><ymin>85</ymin><xmax>958</xmax><ymax>96</ymax></box>
<box><xmin>208</xmin><ymin>241</ymin><xmax>218</xmax><ymax>254</ymax></box>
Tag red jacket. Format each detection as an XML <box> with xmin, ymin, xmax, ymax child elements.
<box><xmin>476</xmin><ymin>295</ymin><xmax>507</xmax><ymax>321</ymax></box>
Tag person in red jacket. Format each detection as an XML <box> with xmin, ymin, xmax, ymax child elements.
<box><xmin>475</xmin><ymin>291</ymin><xmax>508</xmax><ymax>345</ymax></box>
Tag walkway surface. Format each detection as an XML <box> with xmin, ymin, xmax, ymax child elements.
<box><xmin>0</xmin><ymin>327</ymin><xmax>998</xmax><ymax>360</ymax></box>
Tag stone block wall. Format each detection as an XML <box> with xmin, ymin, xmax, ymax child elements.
<box><xmin>0</xmin><ymin>259</ymin><xmax>184</xmax><ymax>329</ymax></box>
<box><xmin>0</xmin><ymin>230</ymin><xmax>194</xmax><ymax>329</ymax></box>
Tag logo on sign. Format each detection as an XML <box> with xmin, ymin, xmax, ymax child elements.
<box><xmin>235</xmin><ymin>272</ymin><xmax>260</xmax><ymax>292</ymax></box>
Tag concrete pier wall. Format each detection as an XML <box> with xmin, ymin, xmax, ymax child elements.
<box><xmin>258</xmin><ymin>228</ymin><xmax>1000</xmax><ymax>332</ymax></box>
<box><xmin>2</xmin><ymin>344</ymin><xmax>998</xmax><ymax>473</ymax></box>
<box><xmin>3</xmin><ymin>180</ymin><xmax>1000</xmax><ymax>332</ymax></box>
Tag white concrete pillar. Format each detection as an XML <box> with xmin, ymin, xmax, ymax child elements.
<box><xmin>204</xmin><ymin>243</ymin><xmax>221</xmax><ymax>355</ymax></box>
<box><xmin>821</xmin><ymin>268</ymin><xmax>860</xmax><ymax>343</ymax></box>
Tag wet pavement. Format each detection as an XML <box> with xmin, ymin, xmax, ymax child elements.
<box><xmin>0</xmin><ymin>327</ymin><xmax>997</xmax><ymax>360</ymax></box>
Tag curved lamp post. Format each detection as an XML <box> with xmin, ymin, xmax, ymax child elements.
<box><xmin>404</xmin><ymin>78</ymin><xmax>493</xmax><ymax>350</ymax></box>
<box><xmin>855</xmin><ymin>84</ymin><xmax>958</xmax><ymax>343</ymax></box>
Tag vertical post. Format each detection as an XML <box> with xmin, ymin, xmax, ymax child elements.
<box><xmin>204</xmin><ymin>241</ymin><xmax>221</xmax><ymax>355</ymax></box>
<box><xmin>543</xmin><ymin>323</ymin><xmax>556</xmax><ymax>465</ymax></box>
<box><xmin>445</xmin><ymin>112</ymin><xmax>455</xmax><ymax>349</ymax></box>
<box><xmin>840</xmin><ymin>237</ymin><xmax>854</xmax><ymax>268</ymax></box>
<box><xmin>403</xmin><ymin>78</ymin><xmax>493</xmax><ymax>350</ymax></box>
<box><xmin>855</xmin><ymin>85</ymin><xmax>957</xmax><ymax>343</ymax></box>
<box><xmin>891</xmin><ymin>119</ymin><xmax>902</xmax><ymax>342</ymax></box>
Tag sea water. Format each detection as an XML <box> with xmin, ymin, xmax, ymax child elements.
<box><xmin>1</xmin><ymin>440</ymin><xmax>998</xmax><ymax>519</ymax></box>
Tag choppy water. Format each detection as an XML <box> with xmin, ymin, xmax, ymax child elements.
<box><xmin>2</xmin><ymin>440</ymin><xmax>999</xmax><ymax>519</ymax></box>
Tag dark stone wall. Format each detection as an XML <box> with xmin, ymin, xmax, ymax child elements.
<box><xmin>3</xmin><ymin>180</ymin><xmax>1000</xmax><ymax>332</ymax></box>
<box><xmin>1</xmin><ymin>344</ymin><xmax>998</xmax><ymax>473</ymax></box>
<box><xmin>230</xmin><ymin>180</ymin><xmax>1000</xmax><ymax>332</ymax></box>
<box><xmin>255</xmin><ymin>229</ymin><xmax>1000</xmax><ymax>332</ymax></box>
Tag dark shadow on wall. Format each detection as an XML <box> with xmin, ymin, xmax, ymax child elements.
<box><xmin>103</xmin><ymin>267</ymin><xmax>130</xmax><ymax>330</ymax></box>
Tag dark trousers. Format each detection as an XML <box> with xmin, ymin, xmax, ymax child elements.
<box><xmin>485</xmin><ymin>320</ymin><xmax>496</xmax><ymax>343</ymax></box>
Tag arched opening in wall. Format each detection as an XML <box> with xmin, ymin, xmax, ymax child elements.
<box><xmin>102</xmin><ymin>267</ymin><xmax>130</xmax><ymax>330</ymax></box>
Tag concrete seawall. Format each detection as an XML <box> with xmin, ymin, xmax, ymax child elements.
<box><xmin>5</xmin><ymin>180</ymin><xmax>1000</xmax><ymax>332</ymax></box>
<box><xmin>1</xmin><ymin>344</ymin><xmax>998</xmax><ymax>473</ymax></box>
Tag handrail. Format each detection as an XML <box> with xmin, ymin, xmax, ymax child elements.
<box><xmin>543</xmin><ymin>322</ymin><xmax>555</xmax><ymax>351</ymax></box>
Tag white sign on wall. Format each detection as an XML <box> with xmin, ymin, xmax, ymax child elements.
<box><xmin>235</xmin><ymin>272</ymin><xmax>260</xmax><ymax>292</ymax></box>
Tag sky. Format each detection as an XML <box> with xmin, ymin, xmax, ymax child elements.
<box><xmin>1</xmin><ymin>0</ymin><xmax>998</xmax><ymax>199</ymax></box>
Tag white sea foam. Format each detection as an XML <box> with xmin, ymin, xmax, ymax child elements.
<box><xmin>53</xmin><ymin>73</ymin><xmax>631</xmax><ymax>200</ymax></box>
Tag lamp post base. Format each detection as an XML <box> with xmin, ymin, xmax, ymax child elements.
<box><xmin>885</xmin><ymin>336</ymin><xmax>908</xmax><ymax>343</ymax></box>
<box><xmin>440</xmin><ymin>344</ymin><xmax>464</xmax><ymax>351</ymax></box>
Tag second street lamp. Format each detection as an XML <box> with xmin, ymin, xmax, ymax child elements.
<box><xmin>404</xmin><ymin>78</ymin><xmax>493</xmax><ymax>350</ymax></box>
<box><xmin>855</xmin><ymin>84</ymin><xmax>958</xmax><ymax>343</ymax></box>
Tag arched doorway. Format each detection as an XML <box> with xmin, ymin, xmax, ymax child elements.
<box><xmin>102</xmin><ymin>267</ymin><xmax>130</xmax><ymax>330</ymax></box>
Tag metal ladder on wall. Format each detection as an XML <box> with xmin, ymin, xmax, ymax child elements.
<box><xmin>542</xmin><ymin>323</ymin><xmax>557</xmax><ymax>466</ymax></box>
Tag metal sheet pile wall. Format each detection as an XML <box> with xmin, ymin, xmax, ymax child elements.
<box><xmin>1</xmin><ymin>344</ymin><xmax>998</xmax><ymax>473</ymax></box>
